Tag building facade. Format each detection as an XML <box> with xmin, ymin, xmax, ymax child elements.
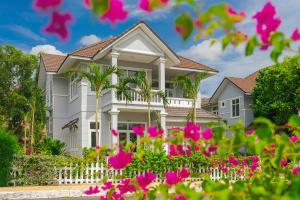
<box><xmin>38</xmin><ymin>22</ymin><xmax>220</xmax><ymax>154</ymax></box>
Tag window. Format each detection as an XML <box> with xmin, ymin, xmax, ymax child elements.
<box><xmin>212</xmin><ymin>106</ymin><xmax>218</xmax><ymax>115</ymax></box>
<box><xmin>118</xmin><ymin>122</ymin><xmax>144</xmax><ymax>150</ymax></box>
<box><xmin>220</xmin><ymin>101</ymin><xmax>226</xmax><ymax>108</ymax></box>
<box><xmin>49</xmin><ymin>80</ymin><xmax>53</xmax><ymax>106</ymax></box>
<box><xmin>89</xmin><ymin>122</ymin><xmax>100</xmax><ymax>147</ymax></box>
<box><xmin>70</xmin><ymin>73</ymin><xmax>78</xmax><ymax>100</ymax></box>
<box><xmin>231</xmin><ymin>98</ymin><xmax>240</xmax><ymax>117</ymax></box>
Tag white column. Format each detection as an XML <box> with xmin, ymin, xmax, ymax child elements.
<box><xmin>160</xmin><ymin>110</ymin><xmax>168</xmax><ymax>153</ymax></box>
<box><xmin>109</xmin><ymin>108</ymin><xmax>119</xmax><ymax>148</ymax></box>
<box><xmin>80</xmin><ymin>77</ymin><xmax>89</xmax><ymax>151</ymax></box>
<box><xmin>197</xmin><ymin>90</ymin><xmax>201</xmax><ymax>108</ymax></box>
<box><xmin>111</xmin><ymin>50</ymin><xmax>119</xmax><ymax>103</ymax></box>
<box><xmin>158</xmin><ymin>57</ymin><xmax>166</xmax><ymax>91</ymax></box>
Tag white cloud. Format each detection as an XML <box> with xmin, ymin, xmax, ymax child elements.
<box><xmin>79</xmin><ymin>34</ymin><xmax>101</xmax><ymax>46</ymax></box>
<box><xmin>7</xmin><ymin>25</ymin><xmax>46</xmax><ymax>43</ymax></box>
<box><xmin>30</xmin><ymin>45</ymin><xmax>64</xmax><ymax>55</ymax></box>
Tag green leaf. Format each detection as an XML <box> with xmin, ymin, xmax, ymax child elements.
<box><xmin>270</xmin><ymin>32</ymin><xmax>285</xmax><ymax>63</ymax></box>
<box><xmin>245</xmin><ymin>36</ymin><xmax>259</xmax><ymax>56</ymax></box>
<box><xmin>288</xmin><ymin>115</ymin><xmax>300</xmax><ymax>128</ymax></box>
<box><xmin>91</xmin><ymin>0</ymin><xmax>109</xmax><ymax>15</ymax></box>
<box><xmin>222</xmin><ymin>35</ymin><xmax>231</xmax><ymax>50</ymax></box>
<box><xmin>175</xmin><ymin>13</ymin><xmax>194</xmax><ymax>40</ymax></box>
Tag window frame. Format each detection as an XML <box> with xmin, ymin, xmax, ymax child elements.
<box><xmin>117</xmin><ymin>121</ymin><xmax>146</xmax><ymax>149</ymax></box>
<box><xmin>89</xmin><ymin>121</ymin><xmax>101</xmax><ymax>148</ymax></box>
<box><xmin>231</xmin><ymin>97</ymin><xmax>240</xmax><ymax>118</ymax></box>
<box><xmin>69</xmin><ymin>72</ymin><xmax>79</xmax><ymax>102</ymax></box>
<box><xmin>220</xmin><ymin>100</ymin><xmax>226</xmax><ymax>108</ymax></box>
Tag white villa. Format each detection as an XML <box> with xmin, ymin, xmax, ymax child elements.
<box><xmin>38</xmin><ymin>21</ymin><xmax>220</xmax><ymax>154</ymax></box>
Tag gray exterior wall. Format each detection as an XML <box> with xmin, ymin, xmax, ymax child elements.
<box><xmin>214</xmin><ymin>82</ymin><xmax>254</xmax><ymax>127</ymax></box>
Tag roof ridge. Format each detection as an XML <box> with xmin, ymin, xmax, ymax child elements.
<box><xmin>70</xmin><ymin>37</ymin><xmax>116</xmax><ymax>55</ymax></box>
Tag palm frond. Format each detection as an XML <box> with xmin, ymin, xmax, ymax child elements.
<box><xmin>155</xmin><ymin>90</ymin><xmax>169</xmax><ymax>108</ymax></box>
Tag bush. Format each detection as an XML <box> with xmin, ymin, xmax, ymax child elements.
<box><xmin>11</xmin><ymin>155</ymin><xmax>82</xmax><ymax>185</ymax></box>
<box><xmin>0</xmin><ymin>129</ymin><xmax>20</xmax><ymax>186</ymax></box>
<box><xmin>37</xmin><ymin>137</ymin><xmax>67</xmax><ymax>155</ymax></box>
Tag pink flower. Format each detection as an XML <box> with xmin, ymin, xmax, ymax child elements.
<box><xmin>221</xmin><ymin>167</ymin><xmax>228</xmax><ymax>173</ymax></box>
<box><xmin>100</xmin><ymin>0</ymin><xmax>128</xmax><ymax>25</ymax></box>
<box><xmin>102</xmin><ymin>181</ymin><xmax>114</xmax><ymax>190</ymax></box>
<box><xmin>108</xmin><ymin>150</ymin><xmax>133</xmax><ymax>170</ymax></box>
<box><xmin>289</xmin><ymin>135</ymin><xmax>299</xmax><ymax>143</ymax></box>
<box><xmin>84</xmin><ymin>186</ymin><xmax>100</xmax><ymax>195</ymax></box>
<box><xmin>169</xmin><ymin>144</ymin><xmax>186</xmax><ymax>157</ymax></box>
<box><xmin>111</xmin><ymin>129</ymin><xmax>118</xmax><ymax>137</ymax></box>
<box><xmin>291</xmin><ymin>29</ymin><xmax>300</xmax><ymax>41</ymax></box>
<box><xmin>203</xmin><ymin>149</ymin><xmax>211</xmax><ymax>157</ymax></box>
<box><xmin>83</xmin><ymin>0</ymin><xmax>92</xmax><ymax>9</ymax></box>
<box><xmin>250</xmin><ymin>163</ymin><xmax>258</xmax><ymax>172</ymax></box>
<box><xmin>184</xmin><ymin>123</ymin><xmax>201</xmax><ymax>142</ymax></box>
<box><xmin>95</xmin><ymin>146</ymin><xmax>100</xmax><ymax>150</ymax></box>
<box><xmin>208</xmin><ymin>145</ymin><xmax>218</xmax><ymax>153</ymax></box>
<box><xmin>292</xmin><ymin>167</ymin><xmax>300</xmax><ymax>175</ymax></box>
<box><xmin>136</xmin><ymin>172</ymin><xmax>157</xmax><ymax>191</ymax></box>
<box><xmin>44</xmin><ymin>11</ymin><xmax>73</xmax><ymax>41</ymax></box>
<box><xmin>165</xmin><ymin>171</ymin><xmax>181</xmax><ymax>185</ymax></box>
<box><xmin>132</xmin><ymin>125</ymin><xmax>144</xmax><ymax>136</ymax></box>
<box><xmin>246</xmin><ymin>129</ymin><xmax>255</xmax><ymax>136</ymax></box>
<box><xmin>226</xmin><ymin>6</ymin><xmax>246</xmax><ymax>23</ymax></box>
<box><xmin>249</xmin><ymin>156</ymin><xmax>260</xmax><ymax>163</ymax></box>
<box><xmin>228</xmin><ymin>156</ymin><xmax>239</xmax><ymax>166</ymax></box>
<box><xmin>139</xmin><ymin>0</ymin><xmax>169</xmax><ymax>12</ymax></box>
<box><xmin>280</xmin><ymin>158</ymin><xmax>288</xmax><ymax>168</ymax></box>
<box><xmin>117</xmin><ymin>179</ymin><xmax>136</xmax><ymax>195</ymax></box>
<box><xmin>202</xmin><ymin>128</ymin><xmax>213</xmax><ymax>140</ymax></box>
<box><xmin>194</xmin><ymin>19</ymin><xmax>201</xmax><ymax>28</ymax></box>
<box><xmin>173</xmin><ymin>194</ymin><xmax>187</xmax><ymax>200</ymax></box>
<box><xmin>33</xmin><ymin>0</ymin><xmax>62</xmax><ymax>11</ymax></box>
<box><xmin>179</xmin><ymin>168</ymin><xmax>190</xmax><ymax>179</ymax></box>
<box><xmin>252</xmin><ymin>2</ymin><xmax>281</xmax><ymax>49</ymax></box>
<box><xmin>111</xmin><ymin>191</ymin><xmax>124</xmax><ymax>200</ymax></box>
<box><xmin>148</xmin><ymin>127</ymin><xmax>164</xmax><ymax>138</ymax></box>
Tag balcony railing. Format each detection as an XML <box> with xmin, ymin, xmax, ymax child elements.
<box><xmin>167</xmin><ymin>97</ymin><xmax>195</xmax><ymax>108</ymax></box>
<box><xmin>117</xmin><ymin>90</ymin><xmax>162</xmax><ymax>105</ymax></box>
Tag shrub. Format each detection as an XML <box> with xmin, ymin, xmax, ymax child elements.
<box><xmin>37</xmin><ymin>137</ymin><xmax>67</xmax><ymax>155</ymax></box>
<box><xmin>0</xmin><ymin>129</ymin><xmax>20</xmax><ymax>186</ymax></box>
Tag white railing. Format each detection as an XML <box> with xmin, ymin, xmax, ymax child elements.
<box><xmin>56</xmin><ymin>163</ymin><xmax>245</xmax><ymax>185</ymax></box>
<box><xmin>167</xmin><ymin>97</ymin><xmax>197</xmax><ymax>108</ymax></box>
<box><xmin>117</xmin><ymin>90</ymin><xmax>162</xmax><ymax>105</ymax></box>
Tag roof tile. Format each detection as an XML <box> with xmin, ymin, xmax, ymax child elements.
<box><xmin>41</xmin><ymin>53</ymin><xmax>66</xmax><ymax>72</ymax></box>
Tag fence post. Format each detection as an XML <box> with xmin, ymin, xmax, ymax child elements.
<box><xmin>75</xmin><ymin>163</ymin><xmax>79</xmax><ymax>184</ymax></box>
<box><xmin>85</xmin><ymin>163</ymin><xmax>89</xmax><ymax>183</ymax></box>
<box><xmin>69</xmin><ymin>164</ymin><xmax>73</xmax><ymax>184</ymax></box>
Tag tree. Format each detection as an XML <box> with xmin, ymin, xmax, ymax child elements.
<box><xmin>174</xmin><ymin>72</ymin><xmax>208</xmax><ymax>124</ymax></box>
<box><xmin>66</xmin><ymin>63</ymin><xmax>129</xmax><ymax>146</ymax></box>
<box><xmin>252</xmin><ymin>55</ymin><xmax>300</xmax><ymax>125</ymax></box>
<box><xmin>130</xmin><ymin>71</ymin><xmax>168</xmax><ymax>127</ymax></box>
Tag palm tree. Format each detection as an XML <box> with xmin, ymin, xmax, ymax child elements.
<box><xmin>130</xmin><ymin>71</ymin><xmax>168</xmax><ymax>127</ymax></box>
<box><xmin>174</xmin><ymin>72</ymin><xmax>208</xmax><ymax>124</ymax></box>
<box><xmin>66</xmin><ymin>63</ymin><xmax>131</xmax><ymax>146</ymax></box>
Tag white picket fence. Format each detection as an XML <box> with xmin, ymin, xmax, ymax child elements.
<box><xmin>57</xmin><ymin>162</ymin><xmax>245</xmax><ymax>185</ymax></box>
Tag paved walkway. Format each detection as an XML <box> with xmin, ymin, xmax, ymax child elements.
<box><xmin>0</xmin><ymin>184</ymin><xmax>102</xmax><ymax>200</ymax></box>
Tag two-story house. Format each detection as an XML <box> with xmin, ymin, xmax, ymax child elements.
<box><xmin>37</xmin><ymin>21</ymin><xmax>220</xmax><ymax>154</ymax></box>
<box><xmin>204</xmin><ymin>71</ymin><xmax>259</xmax><ymax>127</ymax></box>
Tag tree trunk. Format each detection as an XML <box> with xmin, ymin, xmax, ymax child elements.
<box><xmin>147</xmin><ymin>102</ymin><xmax>151</xmax><ymax>127</ymax></box>
<box><xmin>95</xmin><ymin>93</ymin><xmax>100</xmax><ymax>147</ymax></box>
<box><xmin>192</xmin><ymin>98</ymin><xmax>197</xmax><ymax>124</ymax></box>
<box><xmin>23</xmin><ymin>117</ymin><xmax>27</xmax><ymax>154</ymax></box>
<box><xmin>30</xmin><ymin>106</ymin><xmax>35</xmax><ymax>153</ymax></box>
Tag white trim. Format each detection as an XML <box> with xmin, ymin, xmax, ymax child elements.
<box><xmin>69</xmin><ymin>55</ymin><xmax>92</xmax><ymax>61</ymax></box>
<box><xmin>69</xmin><ymin>73</ymin><xmax>79</xmax><ymax>102</ymax></box>
<box><xmin>169</xmin><ymin>66</ymin><xmax>217</xmax><ymax>74</ymax></box>
<box><xmin>230</xmin><ymin>97</ymin><xmax>241</xmax><ymax>118</ymax></box>
<box><xmin>220</xmin><ymin>100</ymin><xmax>226</xmax><ymax>108</ymax></box>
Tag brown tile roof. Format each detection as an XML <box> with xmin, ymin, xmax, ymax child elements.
<box><xmin>40</xmin><ymin>53</ymin><xmax>66</xmax><ymax>72</ymax></box>
<box><xmin>175</xmin><ymin>56</ymin><xmax>218</xmax><ymax>72</ymax></box>
<box><xmin>41</xmin><ymin>21</ymin><xmax>217</xmax><ymax>73</ymax></box>
<box><xmin>201</xmin><ymin>97</ymin><xmax>210</xmax><ymax>105</ymax></box>
<box><xmin>166</xmin><ymin>107</ymin><xmax>220</xmax><ymax>119</ymax></box>
<box><xmin>227</xmin><ymin>70</ymin><xmax>260</xmax><ymax>93</ymax></box>
<box><xmin>71</xmin><ymin>37</ymin><xmax>117</xmax><ymax>58</ymax></box>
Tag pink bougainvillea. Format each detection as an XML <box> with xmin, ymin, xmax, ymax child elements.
<box><xmin>139</xmin><ymin>0</ymin><xmax>169</xmax><ymax>12</ymax></box>
<box><xmin>252</xmin><ymin>2</ymin><xmax>281</xmax><ymax>49</ymax></box>
<box><xmin>226</xmin><ymin>6</ymin><xmax>246</xmax><ymax>23</ymax></box>
<box><xmin>83</xmin><ymin>0</ymin><xmax>92</xmax><ymax>8</ymax></box>
<box><xmin>165</xmin><ymin>171</ymin><xmax>181</xmax><ymax>185</ymax></box>
<box><xmin>100</xmin><ymin>0</ymin><xmax>128</xmax><ymax>25</ymax></box>
<box><xmin>108</xmin><ymin>150</ymin><xmax>133</xmax><ymax>169</ymax></box>
<box><xmin>179</xmin><ymin>168</ymin><xmax>190</xmax><ymax>179</ymax></box>
<box><xmin>117</xmin><ymin>179</ymin><xmax>136</xmax><ymax>195</ymax></box>
<box><xmin>133</xmin><ymin>125</ymin><xmax>145</xmax><ymax>136</ymax></box>
<box><xmin>292</xmin><ymin>167</ymin><xmax>300</xmax><ymax>175</ymax></box>
<box><xmin>202</xmin><ymin>128</ymin><xmax>213</xmax><ymax>140</ymax></box>
<box><xmin>246</xmin><ymin>129</ymin><xmax>255</xmax><ymax>136</ymax></box>
<box><xmin>84</xmin><ymin>186</ymin><xmax>100</xmax><ymax>195</ymax></box>
<box><xmin>291</xmin><ymin>28</ymin><xmax>300</xmax><ymax>41</ymax></box>
<box><xmin>289</xmin><ymin>135</ymin><xmax>299</xmax><ymax>143</ymax></box>
<box><xmin>136</xmin><ymin>172</ymin><xmax>157</xmax><ymax>191</ymax></box>
<box><xmin>44</xmin><ymin>11</ymin><xmax>73</xmax><ymax>41</ymax></box>
<box><xmin>111</xmin><ymin>129</ymin><xmax>118</xmax><ymax>136</ymax></box>
<box><xmin>101</xmin><ymin>181</ymin><xmax>114</xmax><ymax>190</ymax></box>
<box><xmin>184</xmin><ymin>123</ymin><xmax>201</xmax><ymax>142</ymax></box>
<box><xmin>148</xmin><ymin>126</ymin><xmax>164</xmax><ymax>138</ymax></box>
<box><xmin>173</xmin><ymin>194</ymin><xmax>187</xmax><ymax>200</ymax></box>
<box><xmin>33</xmin><ymin>0</ymin><xmax>62</xmax><ymax>11</ymax></box>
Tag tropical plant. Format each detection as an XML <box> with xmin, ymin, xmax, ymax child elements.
<box><xmin>0</xmin><ymin>129</ymin><xmax>20</xmax><ymax>186</ymax></box>
<box><xmin>66</xmin><ymin>62</ymin><xmax>132</xmax><ymax>146</ymax></box>
<box><xmin>130</xmin><ymin>71</ymin><xmax>168</xmax><ymax>127</ymax></box>
<box><xmin>174</xmin><ymin>72</ymin><xmax>208</xmax><ymax>123</ymax></box>
<box><xmin>37</xmin><ymin>137</ymin><xmax>67</xmax><ymax>156</ymax></box>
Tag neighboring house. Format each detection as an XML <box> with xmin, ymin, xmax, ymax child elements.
<box><xmin>205</xmin><ymin>71</ymin><xmax>259</xmax><ymax>127</ymax></box>
<box><xmin>37</xmin><ymin>21</ymin><xmax>220</xmax><ymax>154</ymax></box>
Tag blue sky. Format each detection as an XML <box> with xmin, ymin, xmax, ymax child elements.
<box><xmin>0</xmin><ymin>0</ymin><xmax>299</xmax><ymax>96</ymax></box>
